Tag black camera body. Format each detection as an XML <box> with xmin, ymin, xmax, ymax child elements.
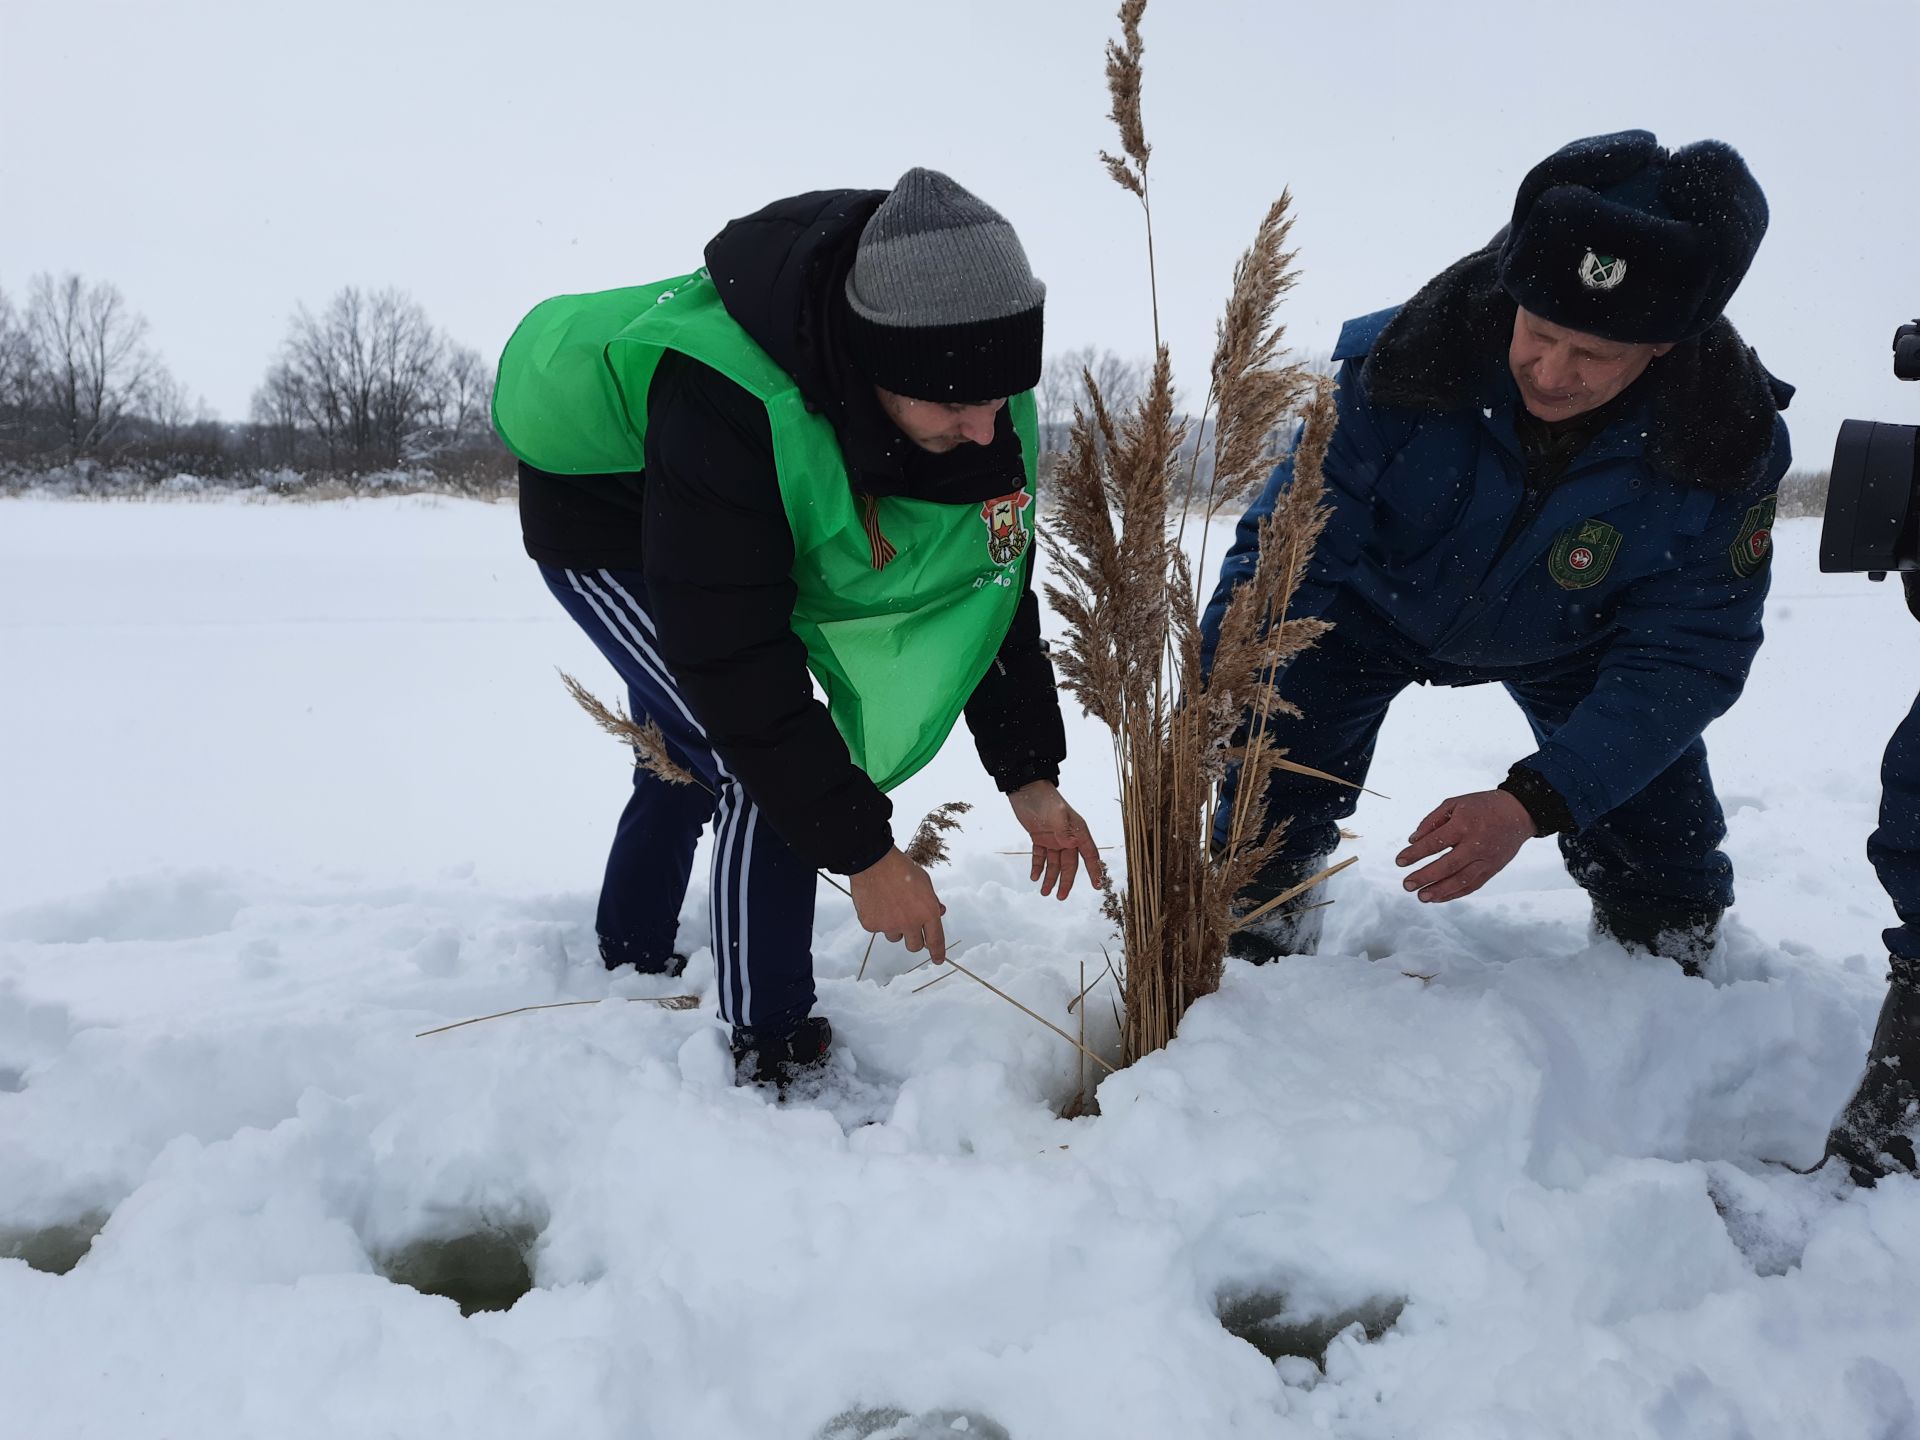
<box><xmin>1821</xmin><ymin>321</ymin><xmax>1920</xmax><ymax>574</ymax></box>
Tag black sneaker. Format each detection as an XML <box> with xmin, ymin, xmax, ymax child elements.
<box><xmin>730</xmin><ymin>1015</ymin><xmax>833</xmax><ymax>1088</ymax></box>
<box><xmin>1592</xmin><ymin>903</ymin><xmax>1722</xmax><ymax>977</ymax></box>
<box><xmin>598</xmin><ymin>936</ymin><xmax>689</xmax><ymax>977</ymax></box>
<box><xmin>1825</xmin><ymin>965</ymin><xmax>1920</xmax><ymax>1187</ymax></box>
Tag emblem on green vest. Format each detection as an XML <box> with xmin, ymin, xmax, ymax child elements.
<box><xmin>1549</xmin><ymin>519</ymin><xmax>1623</xmax><ymax>589</ymax></box>
<box><xmin>1579</xmin><ymin>251</ymin><xmax>1627</xmax><ymax>291</ymax></box>
<box><xmin>981</xmin><ymin>490</ymin><xmax>1032</xmax><ymax>568</ymax></box>
<box><xmin>1729</xmin><ymin>493</ymin><xmax>1777</xmax><ymax>579</ymax></box>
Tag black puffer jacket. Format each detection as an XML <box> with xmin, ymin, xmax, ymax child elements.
<box><xmin>518</xmin><ymin>189</ymin><xmax>1067</xmax><ymax>874</ymax></box>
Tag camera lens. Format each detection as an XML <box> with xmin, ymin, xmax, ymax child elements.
<box><xmin>1822</xmin><ymin>420</ymin><xmax>1920</xmax><ymax>572</ymax></box>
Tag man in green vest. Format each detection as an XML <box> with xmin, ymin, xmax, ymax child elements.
<box><xmin>496</xmin><ymin>170</ymin><xmax>1102</xmax><ymax>1084</ymax></box>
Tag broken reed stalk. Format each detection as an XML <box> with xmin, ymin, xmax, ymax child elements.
<box><xmin>417</xmin><ymin>994</ymin><xmax>700</xmax><ymax>1038</ymax></box>
<box><xmin>1230</xmin><ymin>855</ymin><xmax>1356</xmax><ymax>931</ymax></box>
<box><xmin>1273</xmin><ymin>756</ymin><xmax>1386</xmax><ymax>799</ymax></box>
<box><xmin>896</xmin><ymin>939</ymin><xmax>1117</xmax><ymax>1077</ymax></box>
<box><xmin>996</xmin><ymin>845</ymin><xmax>1117</xmax><ymax>855</ymax></box>
<box><xmin>1067</xmin><ymin>963</ymin><xmax>1109</xmax><ymax>1014</ymax></box>
<box><xmin>1078</xmin><ymin>959</ymin><xmax>1088</xmax><ymax>1109</ymax></box>
<box><xmin>1045</xmin><ymin>0</ymin><xmax>1338</xmax><ymax>1067</ymax></box>
<box><xmin>946</xmin><ymin>960</ymin><xmax>1118</xmax><ymax>1074</ymax></box>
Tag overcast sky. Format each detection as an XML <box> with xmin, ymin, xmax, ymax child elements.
<box><xmin>2</xmin><ymin>0</ymin><xmax>1913</xmax><ymax>464</ymax></box>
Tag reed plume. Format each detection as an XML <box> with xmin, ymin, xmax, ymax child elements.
<box><xmin>904</xmin><ymin>801</ymin><xmax>972</xmax><ymax>869</ymax></box>
<box><xmin>558</xmin><ymin>670</ymin><xmax>703</xmax><ymax>789</ymax></box>
<box><xmin>1048</xmin><ymin>0</ymin><xmax>1337</xmax><ymax>1063</ymax></box>
<box><xmin>1100</xmin><ymin>0</ymin><xmax>1150</xmax><ymax>198</ymax></box>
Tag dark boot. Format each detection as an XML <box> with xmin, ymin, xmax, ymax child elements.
<box><xmin>1825</xmin><ymin>961</ymin><xmax>1920</xmax><ymax>1187</ymax></box>
<box><xmin>1228</xmin><ymin>856</ymin><xmax>1332</xmax><ymax>963</ymax></box>
<box><xmin>731</xmin><ymin>1015</ymin><xmax>833</xmax><ymax>1087</ymax></box>
<box><xmin>599</xmin><ymin>937</ymin><xmax>689</xmax><ymax>976</ymax></box>
<box><xmin>1592</xmin><ymin>902</ymin><xmax>1722</xmax><ymax>977</ymax></box>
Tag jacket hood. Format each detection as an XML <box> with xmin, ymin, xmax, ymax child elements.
<box><xmin>1361</xmin><ymin>244</ymin><xmax>1793</xmax><ymax>495</ymax></box>
<box><xmin>703</xmin><ymin>187</ymin><xmax>885</xmax><ymax>413</ymax></box>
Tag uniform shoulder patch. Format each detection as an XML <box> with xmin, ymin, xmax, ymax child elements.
<box><xmin>980</xmin><ymin>489</ymin><xmax>1032</xmax><ymax>568</ymax></box>
<box><xmin>1729</xmin><ymin>493</ymin><xmax>1777</xmax><ymax>579</ymax></box>
<box><xmin>1548</xmin><ymin>519</ymin><xmax>1623</xmax><ymax>589</ymax></box>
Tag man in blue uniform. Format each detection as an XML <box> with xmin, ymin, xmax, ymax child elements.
<box><xmin>1202</xmin><ymin>131</ymin><xmax>1792</xmax><ymax>971</ymax></box>
<box><xmin>1825</xmin><ymin>576</ymin><xmax>1920</xmax><ymax>1184</ymax></box>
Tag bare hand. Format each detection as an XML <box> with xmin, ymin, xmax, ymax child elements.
<box><xmin>849</xmin><ymin>848</ymin><xmax>948</xmax><ymax>962</ymax></box>
<box><xmin>1395</xmin><ymin>790</ymin><xmax>1535</xmax><ymax>903</ymax></box>
<box><xmin>1008</xmin><ymin>780</ymin><xmax>1104</xmax><ymax>900</ymax></box>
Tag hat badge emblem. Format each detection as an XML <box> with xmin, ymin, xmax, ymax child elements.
<box><xmin>1579</xmin><ymin>251</ymin><xmax>1627</xmax><ymax>291</ymax></box>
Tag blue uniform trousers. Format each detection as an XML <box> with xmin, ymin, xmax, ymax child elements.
<box><xmin>1222</xmin><ymin>593</ymin><xmax>1735</xmax><ymax>918</ymax></box>
<box><xmin>540</xmin><ymin>564</ymin><xmax>817</xmax><ymax>1033</ymax></box>
<box><xmin>1871</xmin><ymin>691</ymin><xmax>1920</xmax><ymax>966</ymax></box>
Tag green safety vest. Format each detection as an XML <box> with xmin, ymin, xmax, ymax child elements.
<box><xmin>493</xmin><ymin>269</ymin><xmax>1039</xmax><ymax>793</ymax></box>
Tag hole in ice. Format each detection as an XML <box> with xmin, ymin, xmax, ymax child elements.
<box><xmin>0</xmin><ymin>1210</ymin><xmax>111</xmax><ymax>1275</ymax></box>
<box><xmin>1215</xmin><ymin>1287</ymin><xmax>1406</xmax><ymax>1368</ymax></box>
<box><xmin>376</xmin><ymin>1221</ymin><xmax>540</xmax><ymax>1316</ymax></box>
<box><xmin>816</xmin><ymin>1407</ymin><xmax>1011</xmax><ymax>1440</ymax></box>
<box><xmin>1057</xmin><ymin>1086</ymin><xmax>1101</xmax><ymax>1119</ymax></box>
<box><xmin>0</xmin><ymin>1066</ymin><xmax>25</xmax><ymax>1093</ymax></box>
<box><xmin>1706</xmin><ymin>1165</ymin><xmax>1819</xmax><ymax>1277</ymax></box>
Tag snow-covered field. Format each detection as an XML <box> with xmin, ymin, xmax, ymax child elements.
<box><xmin>3</xmin><ymin>496</ymin><xmax>1917</xmax><ymax>1440</ymax></box>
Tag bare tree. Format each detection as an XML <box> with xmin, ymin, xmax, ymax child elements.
<box><xmin>0</xmin><ymin>287</ymin><xmax>36</xmax><ymax>450</ymax></box>
<box><xmin>144</xmin><ymin>370</ymin><xmax>206</xmax><ymax>447</ymax></box>
<box><xmin>249</xmin><ymin>358</ymin><xmax>305</xmax><ymax>465</ymax></box>
<box><xmin>366</xmin><ymin>289</ymin><xmax>445</xmax><ymax>461</ymax></box>
<box><xmin>0</xmin><ymin>287</ymin><xmax>31</xmax><ymax>406</ymax></box>
<box><xmin>267</xmin><ymin>286</ymin><xmax>450</xmax><ymax>468</ymax></box>
<box><xmin>23</xmin><ymin>273</ymin><xmax>157</xmax><ymax>450</ymax></box>
<box><xmin>1037</xmin><ymin>346</ymin><xmax>1151</xmax><ymax>459</ymax></box>
<box><xmin>432</xmin><ymin>342</ymin><xmax>492</xmax><ymax>441</ymax></box>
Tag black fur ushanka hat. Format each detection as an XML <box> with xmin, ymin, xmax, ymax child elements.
<box><xmin>1497</xmin><ymin>129</ymin><xmax>1769</xmax><ymax>345</ymax></box>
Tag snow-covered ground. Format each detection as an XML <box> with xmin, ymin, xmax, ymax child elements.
<box><xmin>2</xmin><ymin>496</ymin><xmax>1916</xmax><ymax>1440</ymax></box>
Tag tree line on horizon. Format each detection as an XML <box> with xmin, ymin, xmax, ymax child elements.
<box><xmin>0</xmin><ymin>273</ymin><xmax>505</xmax><ymax>492</ymax></box>
<box><xmin>0</xmin><ymin>267</ymin><xmax>1299</xmax><ymax>501</ymax></box>
<box><xmin>0</xmin><ymin>271</ymin><xmax>1825</xmax><ymax>511</ymax></box>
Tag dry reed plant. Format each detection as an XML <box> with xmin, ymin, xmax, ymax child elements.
<box><xmin>558</xmin><ymin>669</ymin><xmax>703</xmax><ymax>788</ymax></box>
<box><xmin>903</xmin><ymin>801</ymin><xmax>973</xmax><ymax>868</ymax></box>
<box><xmin>1047</xmin><ymin>0</ymin><xmax>1339</xmax><ymax>1064</ymax></box>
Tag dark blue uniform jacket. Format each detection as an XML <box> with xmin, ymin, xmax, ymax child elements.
<box><xmin>1203</xmin><ymin>246</ymin><xmax>1793</xmax><ymax>833</ymax></box>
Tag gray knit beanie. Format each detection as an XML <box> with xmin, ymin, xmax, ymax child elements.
<box><xmin>844</xmin><ymin>168</ymin><xmax>1046</xmax><ymax>402</ymax></box>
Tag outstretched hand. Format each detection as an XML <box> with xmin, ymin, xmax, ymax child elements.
<box><xmin>1395</xmin><ymin>789</ymin><xmax>1535</xmax><ymax>903</ymax></box>
<box><xmin>849</xmin><ymin>849</ymin><xmax>948</xmax><ymax>963</ymax></box>
<box><xmin>1008</xmin><ymin>780</ymin><xmax>1104</xmax><ymax>901</ymax></box>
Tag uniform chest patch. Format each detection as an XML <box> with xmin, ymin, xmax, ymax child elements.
<box><xmin>1548</xmin><ymin>519</ymin><xmax>1623</xmax><ymax>589</ymax></box>
<box><xmin>1729</xmin><ymin>493</ymin><xmax>1777</xmax><ymax>579</ymax></box>
<box><xmin>981</xmin><ymin>490</ymin><xmax>1032</xmax><ymax>568</ymax></box>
